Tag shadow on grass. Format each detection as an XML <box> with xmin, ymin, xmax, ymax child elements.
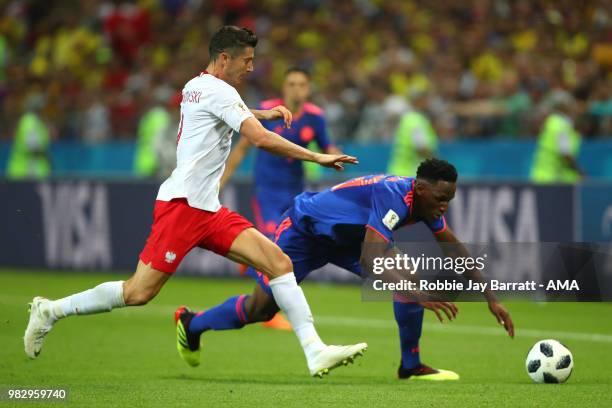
<box><xmin>159</xmin><ymin>373</ymin><xmax>393</xmax><ymax>387</ymax></box>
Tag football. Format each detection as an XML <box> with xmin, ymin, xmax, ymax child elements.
<box><xmin>525</xmin><ymin>339</ymin><xmax>574</xmax><ymax>383</ymax></box>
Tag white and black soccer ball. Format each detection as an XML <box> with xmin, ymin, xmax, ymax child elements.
<box><xmin>525</xmin><ymin>339</ymin><xmax>573</xmax><ymax>383</ymax></box>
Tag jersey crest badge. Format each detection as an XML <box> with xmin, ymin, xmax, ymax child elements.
<box><xmin>234</xmin><ymin>101</ymin><xmax>249</xmax><ymax>114</ymax></box>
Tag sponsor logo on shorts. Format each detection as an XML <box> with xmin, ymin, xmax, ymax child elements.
<box><xmin>165</xmin><ymin>251</ymin><xmax>177</xmax><ymax>264</ymax></box>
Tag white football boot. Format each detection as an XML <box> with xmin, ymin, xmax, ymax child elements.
<box><xmin>308</xmin><ymin>342</ymin><xmax>368</xmax><ymax>378</ymax></box>
<box><xmin>24</xmin><ymin>297</ymin><xmax>56</xmax><ymax>359</ymax></box>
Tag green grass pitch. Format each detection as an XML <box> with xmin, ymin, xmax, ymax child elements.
<box><xmin>1</xmin><ymin>270</ymin><xmax>611</xmax><ymax>407</ymax></box>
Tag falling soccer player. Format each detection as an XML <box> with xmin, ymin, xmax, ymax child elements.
<box><xmin>179</xmin><ymin>158</ymin><xmax>515</xmax><ymax>380</ymax></box>
<box><xmin>24</xmin><ymin>26</ymin><xmax>367</xmax><ymax>378</ymax></box>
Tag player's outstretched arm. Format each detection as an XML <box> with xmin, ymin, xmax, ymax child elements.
<box><xmin>359</xmin><ymin>228</ymin><xmax>457</xmax><ymax>322</ymax></box>
<box><xmin>434</xmin><ymin>227</ymin><xmax>515</xmax><ymax>338</ymax></box>
<box><xmin>220</xmin><ymin>137</ymin><xmax>252</xmax><ymax>189</ymax></box>
<box><xmin>325</xmin><ymin>145</ymin><xmax>342</xmax><ymax>155</ymax></box>
<box><xmin>239</xmin><ymin>117</ymin><xmax>358</xmax><ymax>171</ymax></box>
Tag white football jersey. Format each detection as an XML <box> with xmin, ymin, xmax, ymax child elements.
<box><xmin>157</xmin><ymin>72</ymin><xmax>253</xmax><ymax>211</ymax></box>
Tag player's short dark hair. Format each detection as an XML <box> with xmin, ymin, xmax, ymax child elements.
<box><xmin>416</xmin><ymin>158</ymin><xmax>458</xmax><ymax>183</ymax></box>
<box><xmin>285</xmin><ymin>67</ymin><xmax>311</xmax><ymax>79</ymax></box>
<box><xmin>209</xmin><ymin>26</ymin><xmax>258</xmax><ymax>61</ymax></box>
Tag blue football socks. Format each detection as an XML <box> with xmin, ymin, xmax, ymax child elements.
<box><xmin>394</xmin><ymin>300</ymin><xmax>424</xmax><ymax>369</ymax></box>
<box><xmin>189</xmin><ymin>295</ymin><xmax>249</xmax><ymax>334</ymax></box>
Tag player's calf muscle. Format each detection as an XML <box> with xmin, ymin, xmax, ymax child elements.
<box><xmin>123</xmin><ymin>283</ymin><xmax>156</xmax><ymax>306</ymax></box>
<box><xmin>123</xmin><ymin>262</ymin><xmax>169</xmax><ymax>306</ymax></box>
<box><xmin>247</xmin><ymin>308</ymin><xmax>277</xmax><ymax>323</ymax></box>
<box><xmin>244</xmin><ymin>297</ymin><xmax>278</xmax><ymax>323</ymax></box>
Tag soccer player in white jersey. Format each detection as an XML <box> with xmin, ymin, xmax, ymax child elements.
<box><xmin>24</xmin><ymin>26</ymin><xmax>367</xmax><ymax>378</ymax></box>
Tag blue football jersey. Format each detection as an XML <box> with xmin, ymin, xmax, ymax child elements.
<box><xmin>289</xmin><ymin>175</ymin><xmax>447</xmax><ymax>245</ymax></box>
<box><xmin>254</xmin><ymin>98</ymin><xmax>331</xmax><ymax>190</ymax></box>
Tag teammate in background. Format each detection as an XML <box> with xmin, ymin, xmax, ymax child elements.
<box><xmin>7</xmin><ymin>95</ymin><xmax>51</xmax><ymax>180</ymax></box>
<box><xmin>388</xmin><ymin>91</ymin><xmax>438</xmax><ymax>177</ymax></box>
<box><xmin>221</xmin><ymin>67</ymin><xmax>341</xmax><ymax>238</ymax></box>
<box><xmin>24</xmin><ymin>26</ymin><xmax>367</xmax><ymax>378</ymax></box>
<box><xmin>221</xmin><ymin>67</ymin><xmax>341</xmax><ymax>330</ymax></box>
<box><xmin>530</xmin><ymin>97</ymin><xmax>584</xmax><ymax>183</ymax></box>
<box><xmin>182</xmin><ymin>159</ymin><xmax>514</xmax><ymax>380</ymax></box>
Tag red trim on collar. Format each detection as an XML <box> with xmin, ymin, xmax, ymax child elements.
<box><xmin>404</xmin><ymin>179</ymin><xmax>416</xmax><ymax>215</ymax></box>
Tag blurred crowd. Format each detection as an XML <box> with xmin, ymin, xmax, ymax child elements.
<box><xmin>1</xmin><ymin>0</ymin><xmax>611</xmax><ymax>143</ymax></box>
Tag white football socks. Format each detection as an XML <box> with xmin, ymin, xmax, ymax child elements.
<box><xmin>48</xmin><ymin>281</ymin><xmax>126</xmax><ymax>320</ymax></box>
<box><xmin>269</xmin><ymin>273</ymin><xmax>326</xmax><ymax>360</ymax></box>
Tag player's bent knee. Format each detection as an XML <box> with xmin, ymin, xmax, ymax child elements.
<box><xmin>280</xmin><ymin>252</ymin><xmax>293</xmax><ymax>273</ymax></box>
<box><xmin>268</xmin><ymin>251</ymin><xmax>293</xmax><ymax>278</ymax></box>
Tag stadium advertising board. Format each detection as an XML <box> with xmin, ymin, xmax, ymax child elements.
<box><xmin>0</xmin><ymin>180</ymin><xmax>581</xmax><ymax>282</ymax></box>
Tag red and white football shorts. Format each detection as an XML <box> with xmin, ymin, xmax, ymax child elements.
<box><xmin>139</xmin><ymin>198</ymin><xmax>253</xmax><ymax>274</ymax></box>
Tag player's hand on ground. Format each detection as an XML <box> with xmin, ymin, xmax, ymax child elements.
<box><xmin>314</xmin><ymin>153</ymin><xmax>359</xmax><ymax>171</ymax></box>
<box><xmin>488</xmin><ymin>301</ymin><xmax>514</xmax><ymax>338</ymax></box>
<box><xmin>420</xmin><ymin>301</ymin><xmax>458</xmax><ymax>323</ymax></box>
<box><xmin>266</xmin><ymin>106</ymin><xmax>293</xmax><ymax>128</ymax></box>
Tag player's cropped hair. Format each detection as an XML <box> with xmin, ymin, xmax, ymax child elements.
<box><xmin>416</xmin><ymin>158</ymin><xmax>458</xmax><ymax>183</ymax></box>
<box><xmin>209</xmin><ymin>26</ymin><xmax>258</xmax><ymax>61</ymax></box>
<box><xmin>285</xmin><ymin>67</ymin><xmax>311</xmax><ymax>78</ymax></box>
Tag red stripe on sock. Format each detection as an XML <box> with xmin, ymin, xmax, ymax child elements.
<box><xmin>235</xmin><ymin>295</ymin><xmax>247</xmax><ymax>323</ymax></box>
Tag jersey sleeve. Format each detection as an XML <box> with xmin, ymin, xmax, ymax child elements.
<box><xmin>313</xmin><ymin>115</ymin><xmax>332</xmax><ymax>151</ymax></box>
<box><xmin>425</xmin><ymin>215</ymin><xmax>448</xmax><ymax>235</ymax></box>
<box><xmin>206</xmin><ymin>84</ymin><xmax>254</xmax><ymax>133</ymax></box>
<box><xmin>366</xmin><ymin>181</ymin><xmax>409</xmax><ymax>242</ymax></box>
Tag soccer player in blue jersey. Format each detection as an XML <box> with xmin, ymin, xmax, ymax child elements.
<box><xmin>221</xmin><ymin>67</ymin><xmax>341</xmax><ymax>238</ymax></box>
<box><xmin>221</xmin><ymin>67</ymin><xmax>341</xmax><ymax>330</ymax></box>
<box><xmin>177</xmin><ymin>159</ymin><xmax>515</xmax><ymax>380</ymax></box>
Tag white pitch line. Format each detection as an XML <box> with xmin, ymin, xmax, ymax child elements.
<box><xmin>315</xmin><ymin>316</ymin><xmax>612</xmax><ymax>344</ymax></box>
<box><xmin>3</xmin><ymin>294</ymin><xmax>612</xmax><ymax>344</ymax></box>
